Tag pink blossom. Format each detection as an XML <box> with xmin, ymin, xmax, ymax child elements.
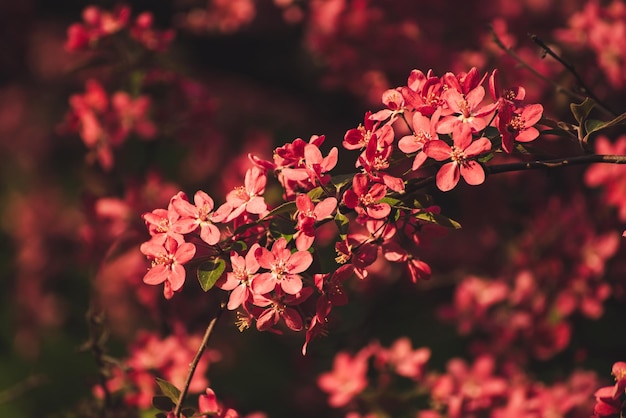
<box><xmin>140</xmin><ymin>236</ymin><xmax>196</xmax><ymax>299</ymax></box>
<box><xmin>253</xmin><ymin>287</ymin><xmax>313</xmax><ymax>331</ymax></box>
<box><xmin>318</xmin><ymin>348</ymin><xmax>372</xmax><ymax>408</ymax></box>
<box><xmin>343</xmin><ymin>173</ymin><xmax>391</xmax><ymax>220</ymax></box>
<box><xmin>225</xmin><ymin>166</ymin><xmax>268</xmax><ymax>221</ymax></box>
<box><xmin>436</xmin><ymin>85</ymin><xmax>496</xmax><ymax>134</ymax></box>
<box><xmin>215</xmin><ymin>244</ymin><xmax>261</xmax><ymax>310</ymax></box>
<box><xmin>294</xmin><ymin>194</ymin><xmax>337</xmax><ymax>251</ymax></box>
<box><xmin>171</xmin><ymin>190</ymin><xmax>230</xmax><ymax>245</ymax></box>
<box><xmin>252</xmin><ymin>237</ymin><xmax>313</xmax><ymax>295</ymax></box>
<box><xmin>496</xmin><ymin>102</ymin><xmax>543</xmax><ymax>154</ymax></box>
<box><xmin>423</xmin><ymin>123</ymin><xmax>491</xmax><ymax>191</ymax></box>
<box><xmin>398</xmin><ymin>109</ymin><xmax>441</xmax><ymax>170</ymax></box>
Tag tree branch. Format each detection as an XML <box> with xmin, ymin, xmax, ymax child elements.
<box><xmin>528</xmin><ymin>34</ymin><xmax>617</xmax><ymax>118</ymax></box>
<box><xmin>404</xmin><ymin>154</ymin><xmax>626</xmax><ymax>193</ymax></box>
<box><xmin>173</xmin><ymin>300</ymin><xmax>227</xmax><ymax>417</ymax></box>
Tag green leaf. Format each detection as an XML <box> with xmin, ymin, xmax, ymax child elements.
<box><xmin>230</xmin><ymin>240</ymin><xmax>248</xmax><ymax>253</ymax></box>
<box><xmin>197</xmin><ymin>258</ymin><xmax>226</xmax><ymax>292</ymax></box>
<box><xmin>379</xmin><ymin>197</ymin><xmax>404</xmax><ymax>207</ymax></box>
<box><xmin>334</xmin><ymin>212</ymin><xmax>350</xmax><ymax>239</ymax></box>
<box><xmin>478</xmin><ymin>152</ymin><xmax>494</xmax><ymax>163</ymax></box>
<box><xmin>414</xmin><ymin>211</ymin><xmax>462</xmax><ymax>229</ymax></box>
<box><xmin>307</xmin><ymin>186</ymin><xmax>325</xmax><ymax>201</ymax></box>
<box><xmin>583</xmin><ymin>111</ymin><xmax>626</xmax><ymax>143</ymax></box>
<box><xmin>181</xmin><ymin>407</ymin><xmax>197</xmax><ymax>417</ymax></box>
<box><xmin>570</xmin><ymin>97</ymin><xmax>595</xmax><ymax>125</ymax></box>
<box><xmin>155</xmin><ymin>378</ymin><xmax>181</xmax><ymax>403</ymax></box>
<box><xmin>260</xmin><ymin>201</ymin><xmax>297</xmax><ymax>221</ymax></box>
<box><xmin>331</xmin><ymin>173</ymin><xmax>356</xmax><ymax>193</ymax></box>
<box><xmin>269</xmin><ymin>217</ymin><xmax>295</xmax><ymax>241</ymax></box>
<box><xmin>152</xmin><ymin>395</ymin><xmax>176</xmax><ymax>412</ymax></box>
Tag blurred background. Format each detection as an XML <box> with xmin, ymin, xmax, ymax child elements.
<box><xmin>1</xmin><ymin>0</ymin><xmax>625</xmax><ymax>417</ymax></box>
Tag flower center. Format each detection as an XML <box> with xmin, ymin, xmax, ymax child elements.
<box><xmin>508</xmin><ymin>115</ymin><xmax>525</xmax><ymax>132</ymax></box>
<box><xmin>450</xmin><ymin>146</ymin><xmax>467</xmax><ymax>164</ymax></box>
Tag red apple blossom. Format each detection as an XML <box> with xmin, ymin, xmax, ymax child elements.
<box><xmin>215</xmin><ymin>244</ymin><xmax>261</xmax><ymax>310</ymax></box>
<box><xmin>423</xmin><ymin>123</ymin><xmax>491</xmax><ymax>191</ymax></box>
<box><xmin>140</xmin><ymin>236</ymin><xmax>196</xmax><ymax>299</ymax></box>
<box><xmin>294</xmin><ymin>194</ymin><xmax>337</xmax><ymax>251</ymax></box>
<box><xmin>225</xmin><ymin>166</ymin><xmax>268</xmax><ymax>221</ymax></box>
<box><xmin>171</xmin><ymin>190</ymin><xmax>230</xmax><ymax>245</ymax></box>
<box><xmin>252</xmin><ymin>237</ymin><xmax>313</xmax><ymax>295</ymax></box>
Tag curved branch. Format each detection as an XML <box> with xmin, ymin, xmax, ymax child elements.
<box><xmin>173</xmin><ymin>300</ymin><xmax>227</xmax><ymax>417</ymax></box>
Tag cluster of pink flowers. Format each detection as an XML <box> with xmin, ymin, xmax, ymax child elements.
<box><xmin>135</xmin><ymin>65</ymin><xmax>550</xmax><ymax>356</ymax></box>
<box><xmin>555</xmin><ymin>0</ymin><xmax>626</xmax><ymax>89</ymax></box>
<box><xmin>65</xmin><ymin>4</ymin><xmax>174</xmax><ymax>52</ymax></box>
<box><xmin>41</xmin><ymin>2</ymin><xmax>626</xmax><ymax>417</ymax></box>
<box><xmin>439</xmin><ymin>195</ymin><xmax>621</xmax><ymax>361</ymax></box>
<box><xmin>585</xmin><ymin>135</ymin><xmax>626</xmax><ymax>223</ymax></box>
<box><xmin>60</xmin><ymin>79</ymin><xmax>156</xmax><ymax>170</ymax></box>
<box><xmin>317</xmin><ymin>338</ymin><xmax>599</xmax><ymax>417</ymax></box>
<box><xmin>95</xmin><ymin>328</ymin><xmax>219</xmax><ymax>409</ymax></box>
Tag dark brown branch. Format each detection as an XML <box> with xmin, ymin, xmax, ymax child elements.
<box><xmin>404</xmin><ymin>154</ymin><xmax>626</xmax><ymax>193</ymax></box>
<box><xmin>173</xmin><ymin>300</ymin><xmax>227</xmax><ymax>417</ymax></box>
<box><xmin>489</xmin><ymin>26</ymin><xmax>586</xmax><ymax>104</ymax></box>
<box><xmin>528</xmin><ymin>34</ymin><xmax>617</xmax><ymax>118</ymax></box>
<box><xmin>485</xmin><ymin>154</ymin><xmax>626</xmax><ymax>175</ymax></box>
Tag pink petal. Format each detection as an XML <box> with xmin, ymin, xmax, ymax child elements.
<box><xmin>452</xmin><ymin>123</ymin><xmax>473</xmax><ymax>150</ymax></box>
<box><xmin>296</xmin><ymin>194</ymin><xmax>314</xmax><ymax>213</ymax></box>
<box><xmin>245</xmin><ymin>244</ymin><xmax>261</xmax><ymax>273</ymax></box>
<box><xmin>256</xmin><ymin>308</ymin><xmax>279</xmax><ymax>331</ymax></box>
<box><xmin>424</xmin><ymin>140</ymin><xmax>452</xmax><ymax>161</ymax></box>
<box><xmin>199</xmin><ymin>223</ymin><xmax>221</xmax><ymax>245</ymax></box>
<box><xmin>321</xmin><ymin>147</ymin><xmax>339</xmax><ymax>172</ymax></box>
<box><xmin>281</xmin><ymin>274</ymin><xmax>304</xmax><ymax>294</ymax></box>
<box><xmin>245</xmin><ymin>166</ymin><xmax>266</xmax><ymax>194</ymax></box>
<box><xmin>169</xmin><ymin>264</ymin><xmax>187</xmax><ymax>291</ymax></box>
<box><xmin>521</xmin><ymin>103</ymin><xmax>543</xmax><ymax>125</ymax></box>
<box><xmin>215</xmin><ymin>272</ymin><xmax>240</xmax><ymax>291</ymax></box>
<box><xmin>412</xmin><ymin>151</ymin><xmax>428</xmax><ymax>171</ymax></box>
<box><xmin>313</xmin><ymin>197</ymin><xmax>337</xmax><ymax>219</ymax></box>
<box><xmin>143</xmin><ymin>265</ymin><xmax>167</xmax><ymax>285</ymax></box>
<box><xmin>246</xmin><ymin>196</ymin><xmax>267</xmax><ymax>214</ymax></box>
<box><xmin>295</xmin><ymin>233</ymin><xmax>314</xmax><ymax>252</ymax></box>
<box><xmin>193</xmin><ymin>190</ymin><xmax>214</xmax><ymax>210</ymax></box>
<box><xmin>172</xmin><ymin>196</ymin><xmax>197</xmax><ymax>218</ymax></box>
<box><xmin>465</xmin><ymin>86</ymin><xmax>485</xmax><ymax>108</ymax></box>
<box><xmin>464</xmin><ymin>136</ymin><xmax>492</xmax><ymax>157</ymax></box>
<box><xmin>172</xmin><ymin>218</ymin><xmax>198</xmax><ymax>235</ymax></box>
<box><xmin>516</xmin><ymin>127</ymin><xmax>539</xmax><ymax>143</ymax></box>
<box><xmin>398</xmin><ymin>134</ymin><xmax>421</xmax><ymax>154</ymax></box>
<box><xmin>287</xmin><ymin>251</ymin><xmax>313</xmax><ymax>274</ymax></box>
<box><xmin>436</xmin><ymin>162</ymin><xmax>460</xmax><ymax>192</ymax></box>
<box><xmin>212</xmin><ymin>202</ymin><xmax>232</xmax><ymax>223</ymax></box>
<box><xmin>282</xmin><ymin>307</ymin><xmax>303</xmax><ymax>331</ymax></box>
<box><xmin>460</xmin><ymin>160</ymin><xmax>486</xmax><ymax>185</ymax></box>
<box><xmin>251</xmin><ymin>272</ymin><xmax>276</xmax><ymax>295</ymax></box>
<box><xmin>174</xmin><ymin>242</ymin><xmax>196</xmax><ymax>264</ymax></box>
<box><xmin>366</xmin><ymin>202</ymin><xmax>391</xmax><ymax>219</ymax></box>
<box><xmin>227</xmin><ymin>284</ymin><xmax>248</xmax><ymax>310</ymax></box>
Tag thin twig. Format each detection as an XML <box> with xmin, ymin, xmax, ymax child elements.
<box><xmin>404</xmin><ymin>154</ymin><xmax>626</xmax><ymax>193</ymax></box>
<box><xmin>173</xmin><ymin>300</ymin><xmax>227</xmax><ymax>417</ymax></box>
<box><xmin>528</xmin><ymin>33</ymin><xmax>617</xmax><ymax>118</ymax></box>
<box><xmin>489</xmin><ymin>25</ymin><xmax>586</xmax><ymax>104</ymax></box>
<box><xmin>485</xmin><ymin>153</ymin><xmax>626</xmax><ymax>175</ymax></box>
